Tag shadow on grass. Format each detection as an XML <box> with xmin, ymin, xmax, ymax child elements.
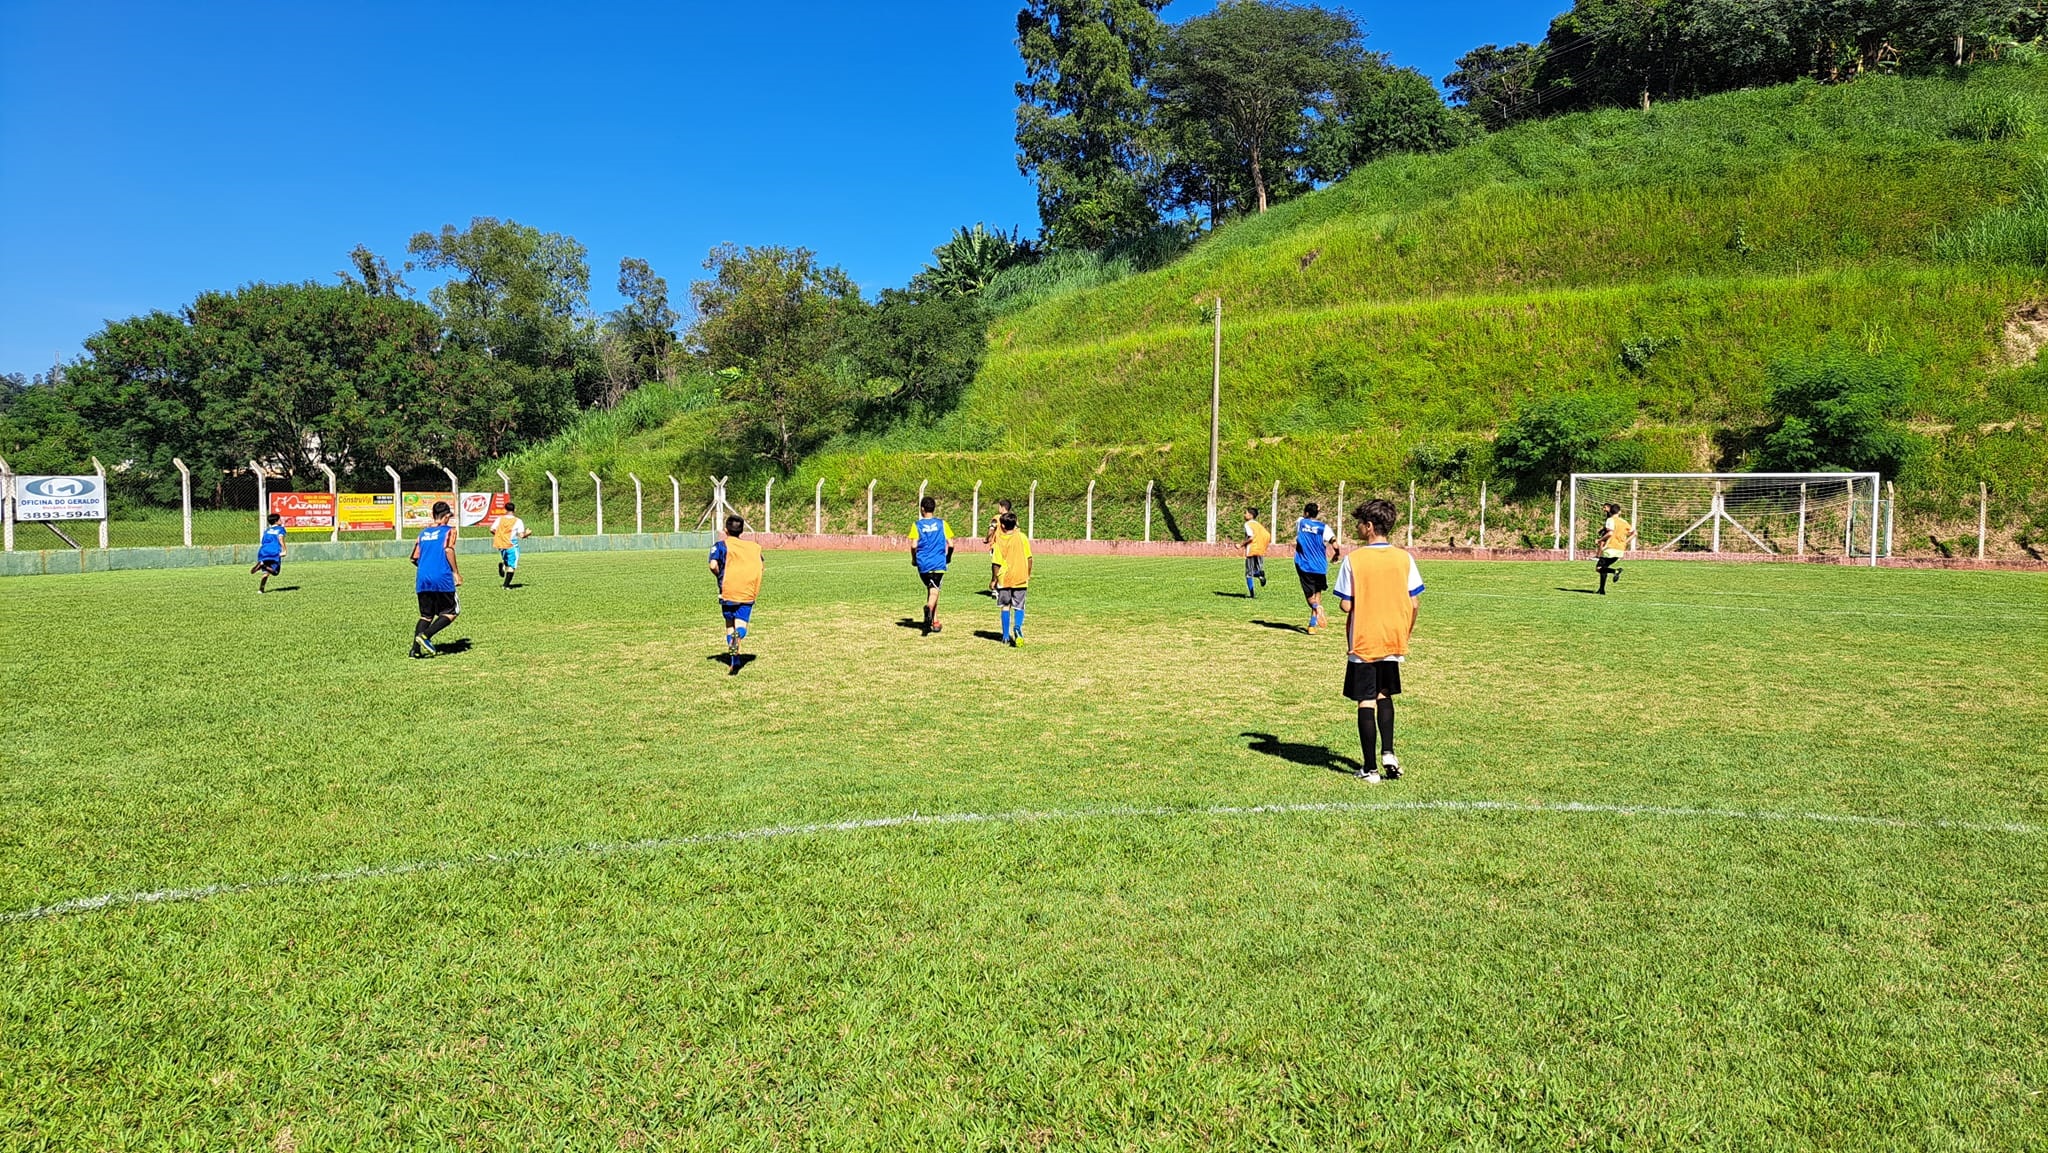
<box><xmin>972</xmin><ymin>630</ymin><xmax>1010</xmax><ymax>644</ymax></box>
<box><xmin>1241</xmin><ymin>732</ymin><xmax>1359</xmax><ymax>774</ymax></box>
<box><xmin>894</xmin><ymin>618</ymin><xmax>928</xmax><ymax>631</ymax></box>
<box><xmin>1213</xmin><ymin>590</ymin><xmax>1252</xmax><ymax>599</ymax></box>
<box><xmin>436</xmin><ymin>638</ymin><xmax>474</xmax><ymax>655</ymax></box>
<box><xmin>1554</xmin><ymin>588</ymin><xmax>1604</xmax><ymax>595</ymax></box>
<box><xmin>267</xmin><ymin>585</ymin><xmax>302</xmax><ymax>593</ymax></box>
<box><xmin>1250</xmin><ymin>619</ymin><xmax>1309</xmax><ymax>634</ymax></box>
<box><xmin>705</xmin><ymin>652</ymin><xmax>758</xmax><ymax>673</ymax></box>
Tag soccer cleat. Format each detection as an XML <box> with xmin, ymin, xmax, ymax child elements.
<box><xmin>930</xmin><ymin>622</ymin><xmax>943</xmax><ymax>634</ymax></box>
<box><xmin>1612</xmin><ymin>567</ymin><xmax>1623</xmax><ymax>584</ymax></box>
<box><xmin>1356</xmin><ymin>767</ymin><xmax>1381</xmax><ymax>783</ymax></box>
<box><xmin>412</xmin><ymin>635</ymin><xmax>436</xmax><ymax>659</ymax></box>
<box><xmin>1010</xmin><ymin>635</ymin><xmax>1022</xmax><ymax>648</ymax></box>
<box><xmin>1382</xmin><ymin>754</ymin><xmax>1401</xmax><ymax>781</ymax></box>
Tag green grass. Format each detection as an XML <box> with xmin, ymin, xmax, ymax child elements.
<box><xmin>2</xmin><ymin>551</ymin><xmax>2043</xmax><ymax>1148</ymax></box>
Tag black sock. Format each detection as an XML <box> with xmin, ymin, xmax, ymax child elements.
<box><xmin>1376</xmin><ymin>697</ymin><xmax>1394</xmax><ymax>757</ymax></box>
<box><xmin>415</xmin><ymin>617</ymin><xmax>431</xmax><ymax>639</ymax></box>
<box><xmin>1357</xmin><ymin>707</ymin><xmax>1376</xmax><ymax>766</ymax></box>
<box><xmin>425</xmin><ymin>613</ymin><xmax>455</xmax><ymax>640</ymax></box>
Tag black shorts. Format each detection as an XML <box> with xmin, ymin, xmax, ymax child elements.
<box><xmin>1343</xmin><ymin>658</ymin><xmax>1403</xmax><ymax>701</ymax></box>
<box><xmin>417</xmin><ymin>590</ymin><xmax>459</xmax><ymax>618</ymax></box>
<box><xmin>920</xmin><ymin>570</ymin><xmax>946</xmax><ymax>589</ymax></box>
<box><xmin>1297</xmin><ymin>568</ymin><xmax>1329</xmax><ymax>597</ymax></box>
<box><xmin>255</xmin><ymin>559</ymin><xmax>281</xmax><ymax>576</ymax></box>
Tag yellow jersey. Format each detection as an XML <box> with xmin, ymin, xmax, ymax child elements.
<box><xmin>1602</xmin><ymin>515</ymin><xmax>1631</xmax><ymax>556</ymax></box>
<box><xmin>1332</xmin><ymin>544</ymin><xmax>1424</xmax><ymax>662</ymax></box>
<box><xmin>717</xmin><ymin>537</ymin><xmax>764</xmax><ymax>605</ymax></box>
<box><xmin>992</xmin><ymin>529</ymin><xmax>1033</xmax><ymax>588</ymax></box>
<box><xmin>1245</xmin><ymin>520</ymin><xmax>1271</xmax><ymax>556</ymax></box>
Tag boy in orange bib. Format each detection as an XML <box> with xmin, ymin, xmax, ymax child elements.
<box><xmin>1330</xmin><ymin>498</ymin><xmax>1424</xmax><ymax>783</ymax></box>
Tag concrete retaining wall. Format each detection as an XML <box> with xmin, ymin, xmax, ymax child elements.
<box><xmin>0</xmin><ymin>531</ymin><xmax>716</xmax><ymax>577</ymax></box>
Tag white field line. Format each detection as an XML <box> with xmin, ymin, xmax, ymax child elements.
<box><xmin>1432</xmin><ymin>589</ymin><xmax>2036</xmax><ymax>625</ymax></box>
<box><xmin>4</xmin><ymin>800</ymin><xmax>2039</xmax><ymax>926</ymax></box>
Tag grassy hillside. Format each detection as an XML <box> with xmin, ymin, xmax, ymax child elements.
<box><xmin>497</xmin><ymin>67</ymin><xmax>2048</xmax><ymax>550</ymax></box>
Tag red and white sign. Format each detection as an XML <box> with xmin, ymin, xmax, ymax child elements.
<box><xmin>268</xmin><ymin>492</ymin><xmax>337</xmax><ymax>532</ymax></box>
<box><xmin>459</xmin><ymin>491</ymin><xmax>511</xmax><ymax>528</ymax></box>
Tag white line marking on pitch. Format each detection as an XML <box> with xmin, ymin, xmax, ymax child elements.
<box><xmin>3</xmin><ymin>799</ymin><xmax>2038</xmax><ymax>925</ymax></box>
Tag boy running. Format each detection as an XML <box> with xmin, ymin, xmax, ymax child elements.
<box><xmin>1293</xmin><ymin>502</ymin><xmax>1336</xmax><ymax>632</ymax></box>
<box><xmin>492</xmin><ymin>500</ymin><xmax>531</xmax><ymax>588</ymax></box>
<box><xmin>409</xmin><ymin>500</ymin><xmax>461</xmax><ymax>658</ymax></box>
<box><xmin>985</xmin><ymin>498</ymin><xmax>1012</xmax><ymax>594</ymax></box>
<box><xmin>708</xmin><ymin>514</ymin><xmax>764</xmax><ymax>674</ymax></box>
<box><xmin>1595</xmin><ymin>502</ymin><xmax>1633</xmax><ymax>595</ymax></box>
<box><xmin>251</xmin><ymin>512</ymin><xmax>286</xmax><ymax>593</ymax></box>
<box><xmin>1241</xmin><ymin>506</ymin><xmax>1270</xmax><ymax>598</ymax></box>
<box><xmin>909</xmin><ymin>495</ymin><xmax>954</xmax><ymax>635</ymax></box>
<box><xmin>1332</xmin><ymin>498</ymin><xmax>1424</xmax><ymax>783</ymax></box>
<box><xmin>991</xmin><ymin>510</ymin><xmax>1032</xmax><ymax>647</ymax></box>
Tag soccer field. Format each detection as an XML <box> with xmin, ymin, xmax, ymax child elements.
<box><xmin>1</xmin><ymin>549</ymin><xmax>2043</xmax><ymax>1150</ymax></box>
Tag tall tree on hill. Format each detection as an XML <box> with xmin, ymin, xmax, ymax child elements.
<box><xmin>1153</xmin><ymin>1</ymin><xmax>1378</xmax><ymax>216</ymax></box>
<box><xmin>407</xmin><ymin>216</ymin><xmax>593</xmax><ymax>423</ymax></box>
<box><xmin>599</xmin><ymin>256</ymin><xmax>681</xmax><ymax>407</ymax></box>
<box><xmin>1015</xmin><ymin>0</ymin><xmax>1170</xmax><ymax>249</ymax></box>
<box><xmin>689</xmin><ymin>244</ymin><xmax>866</xmax><ymax>475</ymax></box>
<box><xmin>1446</xmin><ymin>42</ymin><xmax>1547</xmax><ymax>130</ymax></box>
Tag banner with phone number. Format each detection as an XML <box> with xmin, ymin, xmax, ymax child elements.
<box><xmin>267</xmin><ymin>492</ymin><xmax>336</xmax><ymax>532</ymax></box>
<box><xmin>335</xmin><ymin>493</ymin><xmax>396</xmax><ymax>532</ymax></box>
<box><xmin>460</xmin><ymin>491</ymin><xmax>510</xmax><ymax>528</ymax></box>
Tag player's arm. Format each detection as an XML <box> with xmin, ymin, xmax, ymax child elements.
<box><xmin>410</xmin><ymin>539</ymin><xmax>421</xmax><ymax>564</ymax></box>
<box><xmin>446</xmin><ymin>527</ymin><xmax>461</xmax><ymax>584</ymax></box>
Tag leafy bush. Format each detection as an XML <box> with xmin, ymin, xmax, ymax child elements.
<box><xmin>1492</xmin><ymin>392</ymin><xmax>1644</xmax><ymax>493</ymax></box>
<box><xmin>1755</xmin><ymin>350</ymin><xmax>1920</xmax><ymax>474</ymax></box>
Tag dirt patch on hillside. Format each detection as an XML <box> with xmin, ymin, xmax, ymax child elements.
<box><xmin>2002</xmin><ymin>303</ymin><xmax>2048</xmax><ymax>364</ymax></box>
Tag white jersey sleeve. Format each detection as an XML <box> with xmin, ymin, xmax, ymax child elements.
<box><xmin>1331</xmin><ymin>554</ymin><xmax>1353</xmax><ymax>599</ymax></box>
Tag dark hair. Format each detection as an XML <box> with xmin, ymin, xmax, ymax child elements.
<box><xmin>504</xmin><ymin>500</ymin><xmax>515</xmax><ymax>513</ymax></box>
<box><xmin>1603</xmin><ymin>502</ymin><xmax>1621</xmax><ymax>515</ymax></box>
<box><xmin>1246</xmin><ymin>506</ymin><xmax>1258</xmax><ymax>516</ymax></box>
<box><xmin>999</xmin><ymin>511</ymin><xmax>1018</xmax><ymax>531</ymax></box>
<box><xmin>431</xmin><ymin>500</ymin><xmax>452</xmax><ymax>518</ymax></box>
<box><xmin>725</xmin><ymin>514</ymin><xmax>745</xmax><ymax>536</ymax></box>
<box><xmin>1355</xmin><ymin>498</ymin><xmax>1397</xmax><ymax>537</ymax></box>
<box><xmin>920</xmin><ymin>495</ymin><xmax>935</xmax><ymax>513</ymax></box>
<box><xmin>996</xmin><ymin>498</ymin><xmax>1012</xmax><ymax>511</ymax></box>
<box><xmin>266</xmin><ymin>512</ymin><xmax>281</xmax><ymax>525</ymax></box>
<box><xmin>1304</xmin><ymin>502</ymin><xmax>1319</xmax><ymax>518</ymax></box>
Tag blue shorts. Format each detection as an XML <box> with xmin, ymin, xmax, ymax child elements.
<box><xmin>720</xmin><ymin>601</ymin><xmax>754</xmax><ymax>625</ymax></box>
<box><xmin>501</xmin><ymin>544</ymin><xmax>520</xmax><ymax>569</ymax></box>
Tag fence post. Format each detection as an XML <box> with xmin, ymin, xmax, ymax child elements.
<box><xmin>172</xmin><ymin>457</ymin><xmax>191</xmax><ymax>548</ymax></box>
<box><xmin>866</xmin><ymin>479</ymin><xmax>876</xmax><ymax>536</ymax></box>
<box><xmin>385</xmin><ymin>466</ymin><xmax>403</xmax><ymax>541</ymax></box>
<box><xmin>1629</xmin><ymin>479</ymin><xmax>1639</xmax><ymax>546</ymax></box>
<box><xmin>1478</xmin><ymin>480</ymin><xmax>1487</xmax><ymax>550</ymax></box>
<box><xmin>317</xmin><ymin>462</ymin><xmax>337</xmax><ymax>542</ymax></box>
<box><xmin>496</xmin><ymin>468</ymin><xmax>510</xmax><ymax>495</ymax></box>
<box><xmin>1028</xmin><ymin>480</ymin><xmax>1037</xmax><ymax>538</ymax></box>
<box><xmin>1086</xmin><ymin>479</ymin><xmax>1096</xmax><ymax>540</ymax></box>
<box><xmin>1406</xmin><ymin>479</ymin><xmax>1415</xmax><ymax>549</ymax></box>
<box><xmin>252</xmin><ymin>460</ymin><xmax>268</xmax><ymax>540</ymax></box>
<box><xmin>1566</xmin><ymin>476</ymin><xmax>1577</xmax><ymax>561</ymax></box>
<box><xmin>670</xmin><ymin>476</ymin><xmax>681</xmax><ymax>533</ymax></box>
<box><xmin>433</xmin><ymin>461</ymin><xmax>457</xmax><ymax>508</ymax></box>
<box><xmin>814</xmin><ymin>478</ymin><xmax>825</xmax><ymax>535</ymax></box>
<box><xmin>1712</xmin><ymin>481</ymin><xmax>1723</xmax><ymax>553</ymax></box>
<box><xmin>1335</xmin><ymin>480</ymin><xmax>1346</xmax><ymax>547</ymax></box>
<box><xmin>91</xmin><ymin>456</ymin><xmax>108</xmax><ymax>549</ymax></box>
<box><xmin>0</xmin><ymin>456</ymin><xmax>13</xmax><ymax>552</ymax></box>
<box><xmin>589</xmin><ymin>472</ymin><xmax>603</xmax><ymax>535</ymax></box>
<box><xmin>1144</xmin><ymin>480</ymin><xmax>1154</xmax><ymax>542</ymax></box>
<box><xmin>1552</xmin><ymin>480</ymin><xmax>1562</xmax><ymax>550</ymax></box>
<box><xmin>765</xmin><ymin>477</ymin><xmax>775</xmax><ymax>534</ymax></box>
<box><xmin>1797</xmin><ymin>483</ymin><xmax>1807</xmax><ymax>556</ymax></box>
<box><xmin>630</xmin><ymin>473</ymin><xmax>644</xmax><ymax>534</ymax></box>
<box><xmin>917</xmin><ymin>478</ymin><xmax>928</xmax><ymax>513</ymax></box>
<box><xmin>711</xmin><ymin>476</ymin><xmax>729</xmax><ymax>524</ymax></box>
<box><xmin>1867</xmin><ymin>475</ymin><xmax>1879</xmax><ymax>567</ymax></box>
<box><xmin>1269</xmin><ymin>480</ymin><xmax>1279</xmax><ymax>547</ymax></box>
<box><xmin>1884</xmin><ymin>481</ymin><xmax>1895</xmax><ymax>558</ymax></box>
<box><xmin>972</xmin><ymin>480</ymin><xmax>982</xmax><ymax>540</ymax></box>
<box><xmin>1843</xmin><ymin>477</ymin><xmax>1855</xmax><ymax>557</ymax></box>
<box><xmin>1978</xmin><ymin>481</ymin><xmax>1989</xmax><ymax>560</ymax></box>
<box><xmin>546</xmin><ymin>471</ymin><xmax>560</xmax><ymax>536</ymax></box>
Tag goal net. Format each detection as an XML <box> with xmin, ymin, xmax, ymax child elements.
<box><xmin>1568</xmin><ymin>473</ymin><xmax>1885</xmax><ymax>565</ymax></box>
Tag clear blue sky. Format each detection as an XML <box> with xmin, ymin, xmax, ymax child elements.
<box><xmin>0</xmin><ymin>0</ymin><xmax>1562</xmax><ymax>375</ymax></box>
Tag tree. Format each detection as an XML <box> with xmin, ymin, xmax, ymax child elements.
<box><xmin>603</xmin><ymin>256</ymin><xmax>681</xmax><ymax>407</ymax></box>
<box><xmin>688</xmin><ymin>245</ymin><xmax>867</xmax><ymax>475</ymax></box>
<box><xmin>406</xmin><ymin>216</ymin><xmax>592</xmax><ymax>420</ymax></box>
<box><xmin>915</xmin><ymin>225</ymin><xmax>1035</xmax><ymax>297</ymax></box>
<box><xmin>1152</xmin><ymin>1</ymin><xmax>1372</xmax><ymax>215</ymax></box>
<box><xmin>336</xmin><ymin>244</ymin><xmax>410</xmax><ymax>298</ymax></box>
<box><xmin>1445</xmin><ymin>42</ymin><xmax>1546</xmax><ymax>130</ymax></box>
<box><xmin>1756</xmin><ymin>350</ymin><xmax>1917</xmax><ymax>474</ymax></box>
<box><xmin>1493</xmin><ymin>392</ymin><xmax>1644</xmax><ymax>494</ymax></box>
<box><xmin>1015</xmin><ymin>0</ymin><xmax>1170</xmax><ymax>248</ymax></box>
<box><xmin>842</xmin><ymin>288</ymin><xmax>989</xmax><ymax>424</ymax></box>
<box><xmin>1306</xmin><ymin>63</ymin><xmax>1476</xmax><ymax>182</ymax></box>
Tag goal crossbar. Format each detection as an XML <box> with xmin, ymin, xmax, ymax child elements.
<box><xmin>1568</xmin><ymin>472</ymin><xmax>1882</xmax><ymax>566</ymax></box>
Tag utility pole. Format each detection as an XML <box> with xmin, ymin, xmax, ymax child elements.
<box><xmin>1206</xmin><ymin>296</ymin><xmax>1221</xmax><ymax>544</ymax></box>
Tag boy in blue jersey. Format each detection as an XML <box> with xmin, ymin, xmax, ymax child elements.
<box><xmin>409</xmin><ymin>501</ymin><xmax>462</xmax><ymax>659</ymax></box>
<box><xmin>1293</xmin><ymin>501</ymin><xmax>1337</xmax><ymax>633</ymax></box>
<box><xmin>250</xmin><ymin>512</ymin><xmax>287</xmax><ymax>593</ymax></box>
<box><xmin>908</xmin><ymin>495</ymin><xmax>954</xmax><ymax>635</ymax></box>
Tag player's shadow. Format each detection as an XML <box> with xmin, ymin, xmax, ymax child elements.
<box><xmin>705</xmin><ymin>653</ymin><xmax>757</xmax><ymax>672</ymax></box>
<box><xmin>1213</xmin><ymin>590</ymin><xmax>1252</xmax><ymax>599</ymax></box>
<box><xmin>1241</xmin><ymin>732</ymin><xmax>1361</xmax><ymax>774</ymax></box>
<box><xmin>971</xmin><ymin>629</ymin><xmax>1009</xmax><ymax>644</ymax></box>
<box><xmin>267</xmin><ymin>585</ymin><xmax>302</xmax><ymax>593</ymax></box>
<box><xmin>1554</xmin><ymin>587</ymin><xmax>1603</xmax><ymax>595</ymax></box>
<box><xmin>436</xmin><ymin>638</ymin><xmax>473</xmax><ymax>655</ymax></box>
<box><xmin>1250</xmin><ymin>619</ymin><xmax>1309</xmax><ymax>634</ymax></box>
<box><xmin>893</xmin><ymin>618</ymin><xmax>927</xmax><ymax>630</ymax></box>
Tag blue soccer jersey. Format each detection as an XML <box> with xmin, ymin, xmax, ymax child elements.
<box><xmin>257</xmin><ymin>524</ymin><xmax>286</xmax><ymax>561</ymax></box>
<box><xmin>415</xmin><ymin>524</ymin><xmax>456</xmax><ymax>592</ymax></box>
<box><xmin>911</xmin><ymin>516</ymin><xmax>951</xmax><ymax>572</ymax></box>
<box><xmin>1293</xmin><ymin>518</ymin><xmax>1331</xmax><ymax>574</ymax></box>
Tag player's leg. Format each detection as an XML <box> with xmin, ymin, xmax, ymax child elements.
<box><xmin>258</xmin><ymin>562</ymin><xmax>270</xmax><ymax>593</ymax></box>
<box><xmin>1011</xmin><ymin>588</ymin><xmax>1026</xmax><ymax>645</ymax></box>
<box><xmin>925</xmin><ymin>574</ymin><xmax>944</xmax><ymax>634</ymax></box>
<box><xmin>998</xmin><ymin>588</ymin><xmax>1012</xmax><ymax>643</ymax></box>
<box><xmin>1596</xmin><ymin>555</ymin><xmax>1612</xmax><ymax>594</ymax></box>
<box><xmin>412</xmin><ymin>593</ymin><xmax>438</xmax><ymax>657</ymax></box>
<box><xmin>425</xmin><ymin>593</ymin><xmax>458</xmax><ymax>641</ymax></box>
<box><xmin>1245</xmin><ymin>556</ymin><xmax>1257</xmax><ymax>598</ymax></box>
<box><xmin>1344</xmin><ymin>661</ymin><xmax>1378</xmax><ymax>781</ymax></box>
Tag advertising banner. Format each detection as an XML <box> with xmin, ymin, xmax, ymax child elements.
<box><xmin>15</xmin><ymin>475</ymin><xmax>107</xmax><ymax>521</ymax></box>
<box><xmin>335</xmin><ymin>492</ymin><xmax>396</xmax><ymax>532</ymax></box>
<box><xmin>268</xmin><ymin>492</ymin><xmax>336</xmax><ymax>532</ymax></box>
<box><xmin>400</xmin><ymin>492</ymin><xmax>456</xmax><ymax>529</ymax></box>
<box><xmin>459</xmin><ymin>491</ymin><xmax>511</xmax><ymax>528</ymax></box>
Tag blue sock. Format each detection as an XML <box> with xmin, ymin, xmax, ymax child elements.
<box><xmin>735</xmin><ymin>624</ymin><xmax>747</xmax><ymax>640</ymax></box>
<box><xmin>1000</xmin><ymin>608</ymin><xmax>1011</xmax><ymax>638</ymax></box>
<box><xmin>1246</xmin><ymin>577</ymin><xmax>1256</xmax><ymax>595</ymax></box>
<box><xmin>1015</xmin><ymin>607</ymin><xmax>1026</xmax><ymax>635</ymax></box>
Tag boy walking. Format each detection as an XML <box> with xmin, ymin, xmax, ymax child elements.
<box><xmin>492</xmin><ymin>500</ymin><xmax>531</xmax><ymax>588</ymax></box>
<box><xmin>1332</xmin><ymin>498</ymin><xmax>1424</xmax><ymax>783</ymax></box>
<box><xmin>409</xmin><ymin>500</ymin><xmax>461</xmax><ymax>659</ymax></box>
<box><xmin>991</xmin><ymin>510</ymin><xmax>1032</xmax><ymax>647</ymax></box>
<box><xmin>709</xmin><ymin>514</ymin><xmax>764</xmax><ymax>674</ymax></box>
<box><xmin>251</xmin><ymin>512</ymin><xmax>286</xmax><ymax>593</ymax></box>
<box><xmin>1241</xmin><ymin>506</ymin><xmax>1271</xmax><ymax>598</ymax></box>
<box><xmin>985</xmin><ymin>498</ymin><xmax>1012</xmax><ymax>594</ymax></box>
<box><xmin>1595</xmin><ymin>502</ymin><xmax>1633</xmax><ymax>594</ymax></box>
<box><xmin>1293</xmin><ymin>502</ymin><xmax>1336</xmax><ymax>632</ymax></box>
<box><xmin>909</xmin><ymin>495</ymin><xmax>954</xmax><ymax>635</ymax></box>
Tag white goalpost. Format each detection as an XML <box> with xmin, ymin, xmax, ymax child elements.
<box><xmin>1568</xmin><ymin>472</ymin><xmax>1883</xmax><ymax>566</ymax></box>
